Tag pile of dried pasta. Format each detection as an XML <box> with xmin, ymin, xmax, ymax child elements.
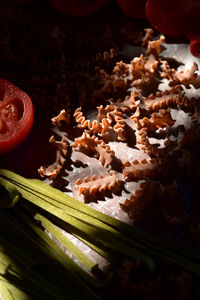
<box><xmin>38</xmin><ymin>32</ymin><xmax>200</xmax><ymax>249</ymax></box>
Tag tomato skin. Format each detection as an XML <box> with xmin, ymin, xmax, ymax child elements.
<box><xmin>0</xmin><ymin>79</ymin><xmax>34</xmax><ymax>155</ymax></box>
<box><xmin>145</xmin><ymin>0</ymin><xmax>200</xmax><ymax>37</ymax></box>
<box><xmin>187</xmin><ymin>34</ymin><xmax>200</xmax><ymax>58</ymax></box>
<box><xmin>117</xmin><ymin>0</ymin><xmax>146</xmax><ymax>19</ymax></box>
<box><xmin>48</xmin><ymin>0</ymin><xmax>110</xmax><ymax>16</ymax></box>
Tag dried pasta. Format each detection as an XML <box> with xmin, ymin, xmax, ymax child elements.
<box><xmin>37</xmin><ymin>30</ymin><xmax>200</xmax><ymax>243</ymax></box>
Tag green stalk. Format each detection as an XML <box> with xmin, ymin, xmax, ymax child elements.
<box><xmin>1</xmin><ymin>169</ymin><xmax>200</xmax><ymax>277</ymax></box>
<box><xmin>18</xmin><ymin>207</ymin><xmax>108</xmax><ymax>287</ymax></box>
<box><xmin>0</xmin><ymin>179</ymin><xmax>20</xmax><ymax>208</ymax></box>
<box><xmin>0</xmin><ymin>209</ymin><xmax>102</xmax><ymax>300</ymax></box>
<box><xmin>0</xmin><ymin>281</ymin><xmax>14</xmax><ymax>300</ymax></box>
<box><xmin>7</xmin><ymin>176</ymin><xmax>200</xmax><ymax>277</ymax></box>
<box><xmin>34</xmin><ymin>213</ymin><xmax>97</xmax><ymax>271</ymax></box>
<box><xmin>34</xmin><ymin>213</ymin><xmax>114</xmax><ymax>288</ymax></box>
<box><xmin>0</xmin><ymin>168</ymin><xmax>198</xmax><ymax>267</ymax></box>
<box><xmin>0</xmin><ymin>174</ymin><xmax>154</xmax><ymax>271</ymax></box>
<box><xmin>0</xmin><ymin>273</ymin><xmax>55</xmax><ymax>300</ymax></box>
<box><xmin>12</xmin><ymin>208</ymin><xmax>103</xmax><ymax>300</ymax></box>
<box><xmin>26</xmin><ymin>187</ymin><xmax>155</xmax><ymax>270</ymax></box>
<box><xmin>0</xmin><ymin>278</ymin><xmax>34</xmax><ymax>300</ymax></box>
<box><xmin>72</xmin><ymin>233</ymin><xmax>118</xmax><ymax>263</ymax></box>
<box><xmin>0</xmin><ymin>210</ymin><xmax>62</xmax><ymax>269</ymax></box>
<box><xmin>0</xmin><ymin>253</ymin><xmax>70</xmax><ymax>300</ymax></box>
<box><xmin>0</xmin><ymin>237</ymin><xmax>75</xmax><ymax>299</ymax></box>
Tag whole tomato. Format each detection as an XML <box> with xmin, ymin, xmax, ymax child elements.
<box><xmin>49</xmin><ymin>0</ymin><xmax>110</xmax><ymax>16</ymax></box>
<box><xmin>145</xmin><ymin>0</ymin><xmax>200</xmax><ymax>37</ymax></box>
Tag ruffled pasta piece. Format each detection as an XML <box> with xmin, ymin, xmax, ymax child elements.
<box><xmin>96</xmin><ymin>67</ymin><xmax>129</xmax><ymax>96</ymax></box>
<box><xmin>111</xmin><ymin>74</ymin><xmax>129</xmax><ymax>93</ymax></box>
<box><xmin>120</xmin><ymin>181</ymin><xmax>156</xmax><ymax>220</ymax></box>
<box><xmin>97</xmin><ymin>105</ymin><xmax>126</xmax><ymax>141</ymax></box>
<box><xmin>74</xmin><ymin>107</ymin><xmax>110</xmax><ymax>134</ymax></box>
<box><xmin>161</xmin><ymin>60</ymin><xmax>200</xmax><ymax>89</ymax></box>
<box><xmin>51</xmin><ymin>109</ymin><xmax>71</xmax><ymax>127</ymax></box>
<box><xmin>113</xmin><ymin>113</ymin><xmax>126</xmax><ymax>141</ymax></box>
<box><xmin>94</xmin><ymin>48</ymin><xmax>118</xmax><ymax>67</ymax></box>
<box><xmin>146</xmin><ymin>34</ymin><xmax>165</xmax><ymax>57</ymax></box>
<box><xmin>123</xmin><ymin>158</ymin><xmax>163</xmax><ymax>181</ymax></box>
<box><xmin>71</xmin><ymin>132</ymin><xmax>115</xmax><ymax>168</ymax></box>
<box><xmin>142</xmin><ymin>28</ymin><xmax>154</xmax><ymax>47</ymax></box>
<box><xmin>130</xmin><ymin>106</ymin><xmax>141</xmax><ymax>122</ymax></box>
<box><xmin>137</xmin><ymin>127</ymin><xmax>177</xmax><ymax>158</ymax></box>
<box><xmin>160</xmin><ymin>59</ymin><xmax>175</xmax><ymax>80</ymax></box>
<box><xmin>97</xmin><ymin>104</ymin><xmax>119</xmax><ymax>120</ymax></box>
<box><xmin>144</xmin><ymin>86</ymin><xmax>187</xmax><ymax>111</ymax></box>
<box><xmin>130</xmin><ymin>54</ymin><xmax>159</xmax><ymax>90</ymax></box>
<box><xmin>113</xmin><ymin>60</ymin><xmax>129</xmax><ymax>77</ymax></box>
<box><xmin>38</xmin><ymin>135</ymin><xmax>68</xmax><ymax>180</ymax></box>
<box><xmin>109</xmin><ymin>89</ymin><xmax>140</xmax><ymax>113</ymax></box>
<box><xmin>135</xmin><ymin>109</ymin><xmax>175</xmax><ymax>130</ymax></box>
<box><xmin>89</xmin><ymin>65</ymin><xmax>129</xmax><ymax>104</ymax></box>
<box><xmin>159</xmin><ymin>182</ymin><xmax>189</xmax><ymax>225</ymax></box>
<box><xmin>75</xmin><ymin>170</ymin><xmax>121</xmax><ymax>197</ymax></box>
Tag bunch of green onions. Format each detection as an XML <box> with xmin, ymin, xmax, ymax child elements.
<box><xmin>0</xmin><ymin>168</ymin><xmax>200</xmax><ymax>299</ymax></box>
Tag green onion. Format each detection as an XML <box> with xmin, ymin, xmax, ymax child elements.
<box><xmin>4</xmin><ymin>178</ymin><xmax>155</xmax><ymax>271</ymax></box>
<box><xmin>0</xmin><ymin>211</ymin><xmax>103</xmax><ymax>300</ymax></box>
<box><xmin>1</xmin><ymin>168</ymin><xmax>200</xmax><ymax>299</ymax></box>
<box><xmin>0</xmin><ymin>278</ymin><xmax>34</xmax><ymax>300</ymax></box>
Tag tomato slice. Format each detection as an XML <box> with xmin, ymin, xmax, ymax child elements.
<box><xmin>49</xmin><ymin>0</ymin><xmax>110</xmax><ymax>16</ymax></box>
<box><xmin>0</xmin><ymin>79</ymin><xmax>34</xmax><ymax>155</ymax></box>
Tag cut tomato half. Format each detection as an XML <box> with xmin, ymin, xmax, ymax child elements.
<box><xmin>0</xmin><ymin>79</ymin><xmax>34</xmax><ymax>155</ymax></box>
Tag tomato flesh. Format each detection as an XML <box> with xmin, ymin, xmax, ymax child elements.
<box><xmin>0</xmin><ymin>79</ymin><xmax>34</xmax><ymax>155</ymax></box>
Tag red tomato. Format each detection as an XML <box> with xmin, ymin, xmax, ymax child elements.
<box><xmin>188</xmin><ymin>34</ymin><xmax>200</xmax><ymax>58</ymax></box>
<box><xmin>145</xmin><ymin>0</ymin><xmax>200</xmax><ymax>37</ymax></box>
<box><xmin>0</xmin><ymin>79</ymin><xmax>34</xmax><ymax>155</ymax></box>
<box><xmin>48</xmin><ymin>0</ymin><xmax>110</xmax><ymax>16</ymax></box>
<box><xmin>117</xmin><ymin>0</ymin><xmax>146</xmax><ymax>18</ymax></box>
